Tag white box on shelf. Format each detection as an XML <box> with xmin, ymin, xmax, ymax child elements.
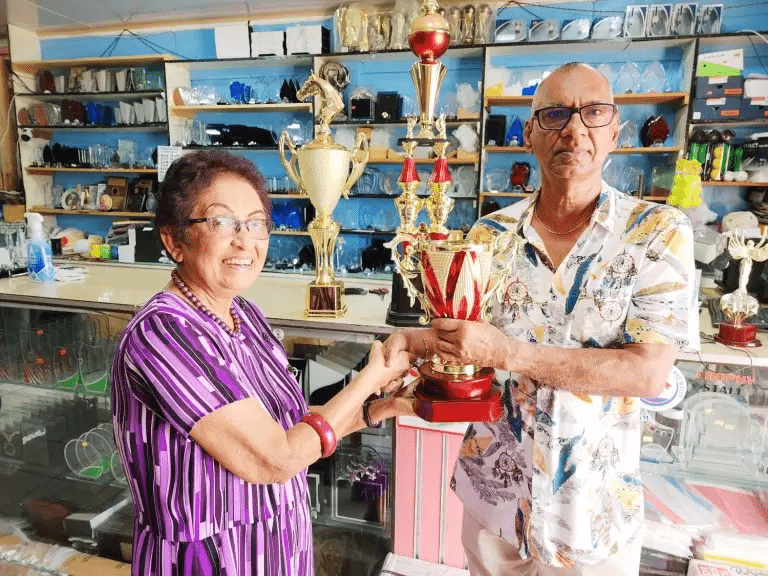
<box><xmin>251</xmin><ymin>30</ymin><xmax>285</xmax><ymax>57</ymax></box>
<box><xmin>214</xmin><ymin>23</ymin><xmax>251</xmax><ymax>59</ymax></box>
<box><xmin>285</xmin><ymin>25</ymin><xmax>329</xmax><ymax>55</ymax></box>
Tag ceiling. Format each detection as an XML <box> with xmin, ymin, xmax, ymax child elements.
<box><xmin>5</xmin><ymin>0</ymin><xmax>394</xmax><ymax>33</ymax></box>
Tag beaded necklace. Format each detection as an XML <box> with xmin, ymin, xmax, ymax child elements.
<box><xmin>171</xmin><ymin>270</ymin><xmax>241</xmax><ymax>337</ymax></box>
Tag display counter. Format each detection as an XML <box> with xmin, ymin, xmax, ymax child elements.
<box><xmin>1</xmin><ymin>264</ymin><xmax>767</xmax><ymax>574</ymax></box>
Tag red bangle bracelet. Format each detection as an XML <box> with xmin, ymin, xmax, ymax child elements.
<box><xmin>300</xmin><ymin>412</ymin><xmax>337</xmax><ymax>458</ymax></box>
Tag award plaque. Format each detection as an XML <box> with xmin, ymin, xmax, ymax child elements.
<box><xmin>279</xmin><ymin>73</ymin><xmax>369</xmax><ymax>317</ymax></box>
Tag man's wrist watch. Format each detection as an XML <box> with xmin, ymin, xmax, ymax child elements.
<box><xmin>363</xmin><ymin>394</ymin><xmax>382</xmax><ymax>428</ymax></box>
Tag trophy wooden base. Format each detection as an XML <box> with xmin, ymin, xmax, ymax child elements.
<box><xmin>306</xmin><ymin>282</ymin><xmax>347</xmax><ymax>318</ymax></box>
<box><xmin>715</xmin><ymin>321</ymin><xmax>761</xmax><ymax>347</ymax></box>
<box><xmin>413</xmin><ymin>363</ymin><xmax>502</xmax><ymax>422</ymax></box>
<box><xmin>386</xmin><ymin>272</ymin><xmax>425</xmax><ymax>327</ymax></box>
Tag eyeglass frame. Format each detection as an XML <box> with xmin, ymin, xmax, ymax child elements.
<box><xmin>532</xmin><ymin>103</ymin><xmax>618</xmax><ymax>131</ymax></box>
<box><xmin>187</xmin><ymin>215</ymin><xmax>272</xmax><ymax>239</ymax></box>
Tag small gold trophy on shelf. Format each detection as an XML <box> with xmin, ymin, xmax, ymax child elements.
<box><xmin>385</xmin><ymin>0</ymin><xmax>523</xmax><ymax>422</ymax></box>
<box><xmin>716</xmin><ymin>232</ymin><xmax>768</xmax><ymax>347</ymax></box>
<box><xmin>279</xmin><ymin>73</ymin><xmax>369</xmax><ymax>318</ymax></box>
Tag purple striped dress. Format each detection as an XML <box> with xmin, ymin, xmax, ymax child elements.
<box><xmin>111</xmin><ymin>292</ymin><xmax>313</xmax><ymax>576</ymax></box>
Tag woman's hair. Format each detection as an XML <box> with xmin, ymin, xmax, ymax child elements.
<box><xmin>156</xmin><ymin>150</ymin><xmax>271</xmax><ymax>247</ymax></box>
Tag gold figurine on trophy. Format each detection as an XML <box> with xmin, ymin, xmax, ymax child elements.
<box><xmin>279</xmin><ymin>73</ymin><xmax>369</xmax><ymax>317</ymax></box>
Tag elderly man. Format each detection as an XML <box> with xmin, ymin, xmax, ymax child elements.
<box><xmin>386</xmin><ymin>62</ymin><xmax>698</xmax><ymax>575</ymax></box>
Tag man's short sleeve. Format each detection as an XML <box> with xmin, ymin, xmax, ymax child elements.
<box><xmin>626</xmin><ymin>207</ymin><xmax>699</xmax><ymax>351</ymax></box>
<box><xmin>121</xmin><ymin>313</ymin><xmax>254</xmax><ymax>435</ymax></box>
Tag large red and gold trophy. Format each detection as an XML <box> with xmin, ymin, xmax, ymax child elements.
<box><xmin>386</xmin><ymin>0</ymin><xmax>522</xmax><ymax>422</ymax></box>
<box><xmin>716</xmin><ymin>232</ymin><xmax>768</xmax><ymax>347</ymax></box>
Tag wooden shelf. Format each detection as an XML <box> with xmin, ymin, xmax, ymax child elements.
<box><xmin>612</xmin><ymin>146</ymin><xmax>682</xmax><ymax>154</ymax></box>
<box><xmin>701</xmin><ymin>180</ymin><xmax>768</xmax><ymax>187</ymax></box>
<box><xmin>371</xmin><ymin>156</ymin><xmax>479</xmax><ymax>165</ymax></box>
<box><xmin>484</xmin><ymin>92</ymin><xmax>688</xmax><ymax>109</ymax></box>
<box><xmin>12</xmin><ymin>54</ymin><xmax>172</xmax><ymax>74</ymax></box>
<box><xmin>268</xmin><ymin>193</ymin><xmax>303</xmax><ymax>199</ymax></box>
<box><xmin>170</xmin><ymin>103</ymin><xmax>311</xmax><ymax>117</ymax></box>
<box><xmin>484</xmin><ymin>146</ymin><xmax>529</xmax><ymax>153</ymax></box>
<box><xmin>643</xmin><ymin>196</ymin><xmax>669</xmax><ymax>202</ymax></box>
<box><xmin>331</xmin><ymin>118</ymin><xmax>480</xmax><ymax>127</ymax></box>
<box><xmin>17</xmin><ymin>123</ymin><xmax>168</xmax><ymax>133</ymax></box>
<box><xmin>479</xmin><ymin>191</ymin><xmax>530</xmax><ymax>198</ymax></box>
<box><xmin>271</xmin><ymin>229</ymin><xmax>310</xmax><ymax>236</ymax></box>
<box><xmin>16</xmin><ymin>90</ymin><xmax>164</xmax><ymax>102</ymax></box>
<box><xmin>29</xmin><ymin>206</ymin><xmax>154</xmax><ymax>218</ymax></box>
<box><xmin>26</xmin><ymin>166</ymin><xmax>158</xmax><ymax>175</ymax></box>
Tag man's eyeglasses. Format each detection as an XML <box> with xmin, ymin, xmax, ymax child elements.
<box><xmin>187</xmin><ymin>216</ymin><xmax>272</xmax><ymax>240</ymax></box>
<box><xmin>533</xmin><ymin>103</ymin><xmax>617</xmax><ymax>131</ymax></box>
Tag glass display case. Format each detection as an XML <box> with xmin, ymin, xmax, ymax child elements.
<box><xmin>0</xmin><ymin>290</ymin><xmax>395</xmax><ymax>576</ymax></box>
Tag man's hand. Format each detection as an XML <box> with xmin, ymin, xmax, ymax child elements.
<box><xmin>383</xmin><ymin>329</ymin><xmax>422</xmax><ymax>366</ymax></box>
<box><xmin>432</xmin><ymin>318</ymin><xmax>509</xmax><ymax>370</ymax></box>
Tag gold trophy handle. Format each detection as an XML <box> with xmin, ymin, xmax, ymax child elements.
<box><xmin>278</xmin><ymin>132</ymin><xmax>305</xmax><ymax>195</ymax></box>
<box><xmin>385</xmin><ymin>233</ymin><xmax>432</xmax><ymax>324</ymax></box>
<box><xmin>479</xmin><ymin>231</ymin><xmax>519</xmax><ymax>321</ymax></box>
<box><xmin>341</xmin><ymin>132</ymin><xmax>370</xmax><ymax>200</ymax></box>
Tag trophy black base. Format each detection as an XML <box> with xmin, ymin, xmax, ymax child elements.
<box><xmin>386</xmin><ymin>273</ymin><xmax>425</xmax><ymax>327</ymax></box>
<box><xmin>413</xmin><ymin>364</ymin><xmax>502</xmax><ymax>422</ymax></box>
<box><xmin>306</xmin><ymin>282</ymin><xmax>347</xmax><ymax>318</ymax></box>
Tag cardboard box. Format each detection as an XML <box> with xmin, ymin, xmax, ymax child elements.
<box><xmin>2</xmin><ymin>204</ymin><xmax>25</xmax><ymax>222</ymax></box>
<box><xmin>691</xmin><ymin>97</ymin><xmax>741</xmax><ymax>121</ymax></box>
<box><xmin>695</xmin><ymin>75</ymin><xmax>743</xmax><ymax>98</ymax></box>
<box><xmin>740</xmin><ymin>98</ymin><xmax>768</xmax><ymax>120</ymax></box>
<box><xmin>285</xmin><ymin>25</ymin><xmax>329</xmax><ymax>55</ymax></box>
<box><xmin>106</xmin><ymin>177</ymin><xmax>128</xmax><ymax>211</ymax></box>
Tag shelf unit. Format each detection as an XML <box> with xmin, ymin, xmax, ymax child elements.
<box><xmin>13</xmin><ymin>54</ymin><xmax>172</xmax><ymax>227</ymax></box>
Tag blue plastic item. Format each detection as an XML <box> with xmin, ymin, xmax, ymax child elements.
<box><xmin>25</xmin><ymin>212</ymin><xmax>55</xmax><ymax>283</ymax></box>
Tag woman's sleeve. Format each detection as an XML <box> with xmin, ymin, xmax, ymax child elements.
<box><xmin>121</xmin><ymin>312</ymin><xmax>258</xmax><ymax>435</ymax></box>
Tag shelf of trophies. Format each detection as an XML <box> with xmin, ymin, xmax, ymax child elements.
<box><xmin>369</xmin><ymin>155</ymin><xmax>479</xmax><ymax>165</ymax></box>
<box><xmin>12</xmin><ymin>54</ymin><xmax>174</xmax><ymax>76</ymax></box>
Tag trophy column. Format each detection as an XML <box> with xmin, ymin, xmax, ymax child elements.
<box><xmin>279</xmin><ymin>74</ymin><xmax>369</xmax><ymax>318</ymax></box>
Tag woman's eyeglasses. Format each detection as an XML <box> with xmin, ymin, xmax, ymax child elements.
<box><xmin>533</xmin><ymin>103</ymin><xmax>617</xmax><ymax>130</ymax></box>
<box><xmin>188</xmin><ymin>216</ymin><xmax>272</xmax><ymax>240</ymax></box>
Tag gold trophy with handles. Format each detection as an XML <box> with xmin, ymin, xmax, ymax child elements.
<box><xmin>279</xmin><ymin>73</ymin><xmax>369</xmax><ymax>317</ymax></box>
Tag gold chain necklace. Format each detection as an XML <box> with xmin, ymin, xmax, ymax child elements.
<box><xmin>534</xmin><ymin>207</ymin><xmax>593</xmax><ymax>236</ymax></box>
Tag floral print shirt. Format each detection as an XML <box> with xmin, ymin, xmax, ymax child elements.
<box><xmin>452</xmin><ymin>183</ymin><xmax>698</xmax><ymax>567</ymax></box>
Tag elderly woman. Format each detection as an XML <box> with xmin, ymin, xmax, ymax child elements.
<box><xmin>111</xmin><ymin>150</ymin><xmax>412</xmax><ymax>576</ymax></box>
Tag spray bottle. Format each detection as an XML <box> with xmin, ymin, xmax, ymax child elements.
<box><xmin>24</xmin><ymin>212</ymin><xmax>55</xmax><ymax>283</ymax></box>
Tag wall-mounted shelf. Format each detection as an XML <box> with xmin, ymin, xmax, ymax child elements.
<box><xmin>701</xmin><ymin>180</ymin><xmax>768</xmax><ymax>187</ymax></box>
<box><xmin>484</xmin><ymin>92</ymin><xmax>689</xmax><ymax>110</ymax></box>
<box><xmin>271</xmin><ymin>229</ymin><xmax>310</xmax><ymax>236</ymax></box>
<box><xmin>25</xmin><ymin>167</ymin><xmax>158</xmax><ymax>175</ymax></box>
<box><xmin>643</xmin><ymin>196</ymin><xmax>669</xmax><ymax>202</ymax></box>
<box><xmin>479</xmin><ymin>191</ymin><xmax>530</xmax><ymax>198</ymax></box>
<box><xmin>169</xmin><ymin>102</ymin><xmax>312</xmax><ymax>117</ymax></box>
<box><xmin>330</xmin><ymin>118</ymin><xmax>481</xmax><ymax>127</ymax></box>
<box><xmin>12</xmin><ymin>54</ymin><xmax>172</xmax><ymax>74</ymax></box>
<box><xmin>612</xmin><ymin>146</ymin><xmax>682</xmax><ymax>154</ymax></box>
<box><xmin>28</xmin><ymin>206</ymin><xmax>154</xmax><ymax>218</ymax></box>
<box><xmin>484</xmin><ymin>146</ymin><xmax>681</xmax><ymax>155</ymax></box>
<box><xmin>371</xmin><ymin>156</ymin><xmax>479</xmax><ymax>165</ymax></box>
<box><xmin>16</xmin><ymin>90</ymin><xmax>164</xmax><ymax>102</ymax></box>
<box><xmin>17</xmin><ymin>123</ymin><xmax>168</xmax><ymax>132</ymax></box>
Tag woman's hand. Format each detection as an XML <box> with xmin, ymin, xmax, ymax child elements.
<box><xmin>383</xmin><ymin>328</ymin><xmax>431</xmax><ymax>366</ymax></box>
<box><xmin>432</xmin><ymin>318</ymin><xmax>510</xmax><ymax>370</ymax></box>
<box><xmin>367</xmin><ymin>340</ymin><xmax>413</xmax><ymax>394</ymax></box>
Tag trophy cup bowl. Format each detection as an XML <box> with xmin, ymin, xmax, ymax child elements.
<box><xmin>387</xmin><ymin>230</ymin><xmax>519</xmax><ymax>421</ymax></box>
<box><xmin>279</xmin><ymin>130</ymin><xmax>368</xmax><ymax>317</ymax></box>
